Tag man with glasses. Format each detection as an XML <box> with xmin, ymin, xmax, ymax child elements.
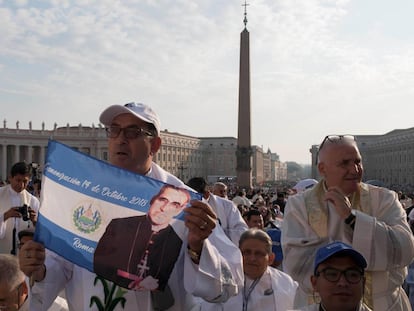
<box><xmin>18</xmin><ymin>102</ymin><xmax>243</xmax><ymax>310</ymax></box>
<box><xmin>294</xmin><ymin>241</ymin><xmax>371</xmax><ymax>311</ymax></box>
<box><xmin>0</xmin><ymin>254</ymin><xmax>28</xmax><ymax>311</ymax></box>
<box><xmin>282</xmin><ymin>135</ymin><xmax>414</xmax><ymax>310</ymax></box>
<box><xmin>208</xmin><ymin>228</ymin><xmax>297</xmax><ymax>311</ymax></box>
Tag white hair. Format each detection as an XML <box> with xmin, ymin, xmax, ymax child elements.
<box><xmin>0</xmin><ymin>254</ymin><xmax>25</xmax><ymax>291</ymax></box>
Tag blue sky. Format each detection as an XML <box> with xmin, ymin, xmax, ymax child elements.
<box><xmin>1</xmin><ymin>0</ymin><xmax>413</xmax><ymax>164</ymax></box>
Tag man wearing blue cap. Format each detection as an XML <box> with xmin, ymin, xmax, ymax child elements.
<box><xmin>294</xmin><ymin>241</ymin><xmax>371</xmax><ymax>311</ymax></box>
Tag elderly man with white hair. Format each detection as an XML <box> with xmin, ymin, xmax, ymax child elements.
<box><xmin>212</xmin><ymin>182</ymin><xmax>228</xmax><ymax>199</ymax></box>
<box><xmin>0</xmin><ymin>254</ymin><xmax>29</xmax><ymax>310</ymax></box>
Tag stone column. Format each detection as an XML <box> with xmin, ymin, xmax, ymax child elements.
<box><xmin>40</xmin><ymin>146</ymin><xmax>46</xmax><ymax>167</ymax></box>
<box><xmin>14</xmin><ymin>145</ymin><xmax>20</xmax><ymax>164</ymax></box>
<box><xmin>27</xmin><ymin>146</ymin><xmax>33</xmax><ymax>164</ymax></box>
<box><xmin>1</xmin><ymin>145</ymin><xmax>7</xmax><ymax>180</ymax></box>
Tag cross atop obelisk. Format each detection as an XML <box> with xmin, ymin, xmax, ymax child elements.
<box><xmin>242</xmin><ymin>0</ymin><xmax>249</xmax><ymax>28</ymax></box>
<box><xmin>236</xmin><ymin>1</ymin><xmax>253</xmax><ymax>190</ymax></box>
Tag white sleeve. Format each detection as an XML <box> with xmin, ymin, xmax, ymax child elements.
<box><xmin>30</xmin><ymin>251</ymin><xmax>73</xmax><ymax>311</ymax></box>
<box><xmin>184</xmin><ymin>225</ymin><xmax>243</xmax><ymax>303</ymax></box>
<box><xmin>352</xmin><ymin>189</ymin><xmax>414</xmax><ymax>270</ymax></box>
<box><xmin>281</xmin><ymin>194</ymin><xmax>328</xmax><ymax>299</ymax></box>
<box><xmin>224</xmin><ymin>202</ymin><xmax>248</xmax><ymax>245</ymax></box>
<box><xmin>0</xmin><ymin>213</ymin><xmax>7</xmax><ymax>239</ymax></box>
<box><xmin>29</xmin><ymin>195</ymin><xmax>40</xmax><ymax>212</ymax></box>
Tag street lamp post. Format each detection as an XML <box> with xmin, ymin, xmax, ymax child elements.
<box><xmin>177</xmin><ymin>162</ymin><xmax>187</xmax><ymax>181</ymax></box>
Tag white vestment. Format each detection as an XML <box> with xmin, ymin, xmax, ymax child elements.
<box><xmin>232</xmin><ymin>195</ymin><xmax>251</xmax><ymax>208</ymax></box>
<box><xmin>0</xmin><ymin>185</ymin><xmax>39</xmax><ymax>253</ymax></box>
<box><xmin>282</xmin><ymin>181</ymin><xmax>414</xmax><ymax>311</ymax></box>
<box><xmin>201</xmin><ymin>266</ymin><xmax>297</xmax><ymax>311</ymax></box>
<box><xmin>25</xmin><ymin>277</ymin><xmax>69</xmax><ymax>311</ymax></box>
<box><xmin>206</xmin><ymin>194</ymin><xmax>248</xmax><ymax>245</ymax></box>
<box><xmin>30</xmin><ymin>162</ymin><xmax>243</xmax><ymax>311</ymax></box>
<box><xmin>289</xmin><ymin>302</ymin><xmax>371</xmax><ymax>311</ymax></box>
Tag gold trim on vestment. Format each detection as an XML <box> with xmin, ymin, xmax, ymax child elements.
<box><xmin>304</xmin><ymin>180</ymin><xmax>373</xmax><ymax>308</ymax></box>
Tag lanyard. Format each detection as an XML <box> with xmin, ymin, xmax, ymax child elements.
<box><xmin>242</xmin><ymin>277</ymin><xmax>260</xmax><ymax>311</ymax></box>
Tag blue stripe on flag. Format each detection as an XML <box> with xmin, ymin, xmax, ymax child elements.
<box><xmin>35</xmin><ymin>213</ymin><xmax>96</xmax><ymax>272</ymax></box>
<box><xmin>35</xmin><ymin>140</ymin><xmax>201</xmax><ymax>276</ymax></box>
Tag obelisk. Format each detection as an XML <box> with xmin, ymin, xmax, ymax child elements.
<box><xmin>236</xmin><ymin>1</ymin><xmax>253</xmax><ymax>190</ymax></box>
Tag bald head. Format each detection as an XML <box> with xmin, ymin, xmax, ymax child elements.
<box><xmin>317</xmin><ymin>135</ymin><xmax>363</xmax><ymax>195</ymax></box>
<box><xmin>318</xmin><ymin>136</ymin><xmax>358</xmax><ymax>163</ymax></box>
<box><xmin>213</xmin><ymin>182</ymin><xmax>228</xmax><ymax>198</ymax></box>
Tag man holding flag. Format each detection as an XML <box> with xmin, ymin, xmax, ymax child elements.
<box><xmin>18</xmin><ymin>102</ymin><xmax>243</xmax><ymax>310</ymax></box>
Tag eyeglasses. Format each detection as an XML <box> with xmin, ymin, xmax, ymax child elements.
<box><xmin>315</xmin><ymin>267</ymin><xmax>364</xmax><ymax>284</ymax></box>
<box><xmin>316</xmin><ymin>135</ymin><xmax>356</xmax><ymax>164</ymax></box>
<box><xmin>105</xmin><ymin>125</ymin><xmax>153</xmax><ymax>139</ymax></box>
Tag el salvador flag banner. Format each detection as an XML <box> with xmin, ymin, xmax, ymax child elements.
<box><xmin>35</xmin><ymin>140</ymin><xmax>200</xmax><ymax>273</ymax></box>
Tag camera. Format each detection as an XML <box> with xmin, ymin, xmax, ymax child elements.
<box><xmin>18</xmin><ymin>204</ymin><xmax>30</xmax><ymax>221</ymax></box>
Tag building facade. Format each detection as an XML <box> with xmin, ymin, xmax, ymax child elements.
<box><xmin>310</xmin><ymin>127</ymin><xmax>414</xmax><ymax>193</ymax></box>
<box><xmin>0</xmin><ymin>123</ymin><xmax>285</xmax><ymax>187</ymax></box>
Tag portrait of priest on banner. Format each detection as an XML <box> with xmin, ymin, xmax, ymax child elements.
<box><xmin>93</xmin><ymin>184</ymin><xmax>191</xmax><ymax>291</ymax></box>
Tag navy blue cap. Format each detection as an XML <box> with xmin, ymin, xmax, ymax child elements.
<box><xmin>314</xmin><ymin>241</ymin><xmax>367</xmax><ymax>274</ymax></box>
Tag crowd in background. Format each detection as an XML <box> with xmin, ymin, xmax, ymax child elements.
<box><xmin>2</xmin><ymin>171</ymin><xmax>414</xmax><ymax>310</ymax></box>
<box><xmin>1</xmin><ymin>103</ymin><xmax>414</xmax><ymax>311</ymax></box>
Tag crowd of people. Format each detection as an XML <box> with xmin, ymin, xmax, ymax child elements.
<box><xmin>1</xmin><ymin>102</ymin><xmax>414</xmax><ymax>311</ymax></box>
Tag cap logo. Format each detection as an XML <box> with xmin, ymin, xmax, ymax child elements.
<box><xmin>125</xmin><ymin>103</ymin><xmax>138</xmax><ymax>108</ymax></box>
<box><xmin>327</xmin><ymin>244</ymin><xmax>338</xmax><ymax>249</ymax></box>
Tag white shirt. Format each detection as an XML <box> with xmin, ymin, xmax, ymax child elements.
<box><xmin>206</xmin><ymin>194</ymin><xmax>248</xmax><ymax>245</ymax></box>
<box><xmin>201</xmin><ymin>266</ymin><xmax>298</xmax><ymax>311</ymax></box>
<box><xmin>0</xmin><ymin>185</ymin><xmax>39</xmax><ymax>253</ymax></box>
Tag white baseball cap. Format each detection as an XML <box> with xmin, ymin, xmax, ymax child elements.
<box><xmin>100</xmin><ymin>102</ymin><xmax>161</xmax><ymax>136</ymax></box>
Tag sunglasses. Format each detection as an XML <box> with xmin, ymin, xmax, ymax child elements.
<box><xmin>316</xmin><ymin>135</ymin><xmax>356</xmax><ymax>164</ymax></box>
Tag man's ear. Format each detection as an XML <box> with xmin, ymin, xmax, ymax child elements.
<box><xmin>268</xmin><ymin>252</ymin><xmax>275</xmax><ymax>266</ymax></box>
<box><xmin>20</xmin><ymin>280</ymin><xmax>29</xmax><ymax>298</ymax></box>
<box><xmin>151</xmin><ymin>136</ymin><xmax>162</xmax><ymax>155</ymax></box>
<box><xmin>318</xmin><ymin>162</ymin><xmax>325</xmax><ymax>177</ymax></box>
<box><xmin>310</xmin><ymin>275</ymin><xmax>318</xmax><ymax>290</ymax></box>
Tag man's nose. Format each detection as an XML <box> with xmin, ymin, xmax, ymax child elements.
<box><xmin>337</xmin><ymin>273</ymin><xmax>349</xmax><ymax>286</ymax></box>
<box><xmin>159</xmin><ymin>202</ymin><xmax>169</xmax><ymax>212</ymax></box>
<box><xmin>349</xmin><ymin>163</ymin><xmax>360</xmax><ymax>173</ymax></box>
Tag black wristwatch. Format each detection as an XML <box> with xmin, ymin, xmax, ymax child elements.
<box><xmin>344</xmin><ymin>210</ymin><xmax>356</xmax><ymax>230</ymax></box>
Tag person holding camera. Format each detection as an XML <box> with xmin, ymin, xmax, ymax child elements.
<box><xmin>0</xmin><ymin>161</ymin><xmax>39</xmax><ymax>254</ymax></box>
